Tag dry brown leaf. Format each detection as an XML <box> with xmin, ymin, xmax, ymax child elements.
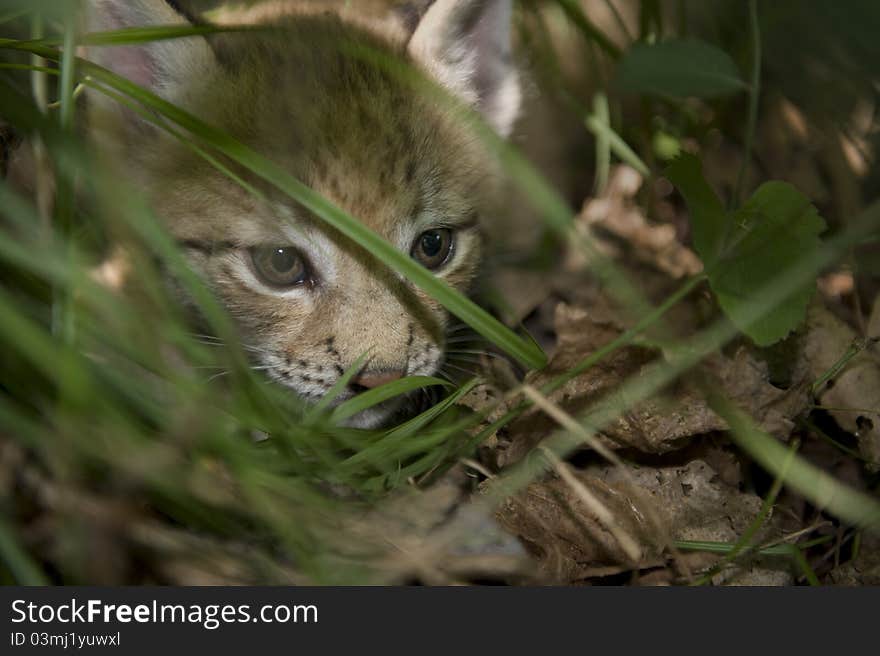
<box><xmin>492</xmin><ymin>302</ymin><xmax>808</xmax><ymax>467</ymax></box>
<box><xmin>571</xmin><ymin>165</ymin><xmax>702</xmax><ymax>279</ymax></box>
<box><xmin>9</xmin><ymin>457</ymin><xmax>305</xmax><ymax>585</ymax></box>
<box><xmin>827</xmin><ymin>534</ymin><xmax>880</xmax><ymax>585</ymax></box>
<box><xmin>804</xmin><ymin>301</ymin><xmax>880</xmax><ymax>471</ymax></box>
<box><xmin>494</xmin><ymin>458</ymin><xmax>790</xmax><ymax>585</ymax></box>
<box><xmin>322</xmin><ymin>472</ymin><xmax>535</xmax><ymax>585</ymax></box>
<box><xmin>868</xmin><ymin>291</ymin><xmax>880</xmax><ymax>339</ymax></box>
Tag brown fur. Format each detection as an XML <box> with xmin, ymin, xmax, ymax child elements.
<box><xmin>86</xmin><ymin>0</ymin><xmax>517</xmax><ymax>426</ymax></box>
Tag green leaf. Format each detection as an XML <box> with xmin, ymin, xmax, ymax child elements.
<box><xmin>666</xmin><ymin>155</ymin><xmax>826</xmax><ymax>346</ymax></box>
<box><xmin>615</xmin><ymin>38</ymin><xmax>747</xmax><ymax>98</ymax></box>
<box><xmin>713</xmin><ymin>182</ymin><xmax>826</xmax><ymax>345</ymax></box>
<box><xmin>665</xmin><ymin>153</ymin><xmax>726</xmax><ymax>265</ymax></box>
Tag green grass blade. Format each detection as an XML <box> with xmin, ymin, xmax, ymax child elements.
<box><xmin>584</xmin><ymin>106</ymin><xmax>650</xmax><ymax>178</ymax></box>
<box><xmin>0</xmin><ymin>37</ymin><xmax>546</xmax><ymax>369</ymax></box>
<box><xmin>3</xmin><ymin>24</ymin><xmax>244</xmax><ymax>49</ymax></box>
<box><xmin>592</xmin><ymin>92</ymin><xmax>612</xmax><ymax>193</ymax></box>
<box><xmin>674</xmin><ymin>538</ymin><xmax>830</xmax><ymax>558</ymax></box>
<box><xmin>555</xmin><ymin>0</ymin><xmax>622</xmax><ymax>59</ymax></box>
<box><xmin>331</xmin><ymin>376</ymin><xmax>451</xmax><ymax>424</ymax></box>
<box><xmin>707</xmin><ymin>389</ymin><xmax>880</xmax><ymax>531</ymax></box>
<box><xmin>308</xmin><ymin>352</ymin><xmax>371</xmax><ymax>418</ymax></box>
<box><xmin>52</xmin><ymin>7</ymin><xmax>77</xmax><ymax>344</ymax></box>
<box><xmin>483</xmin><ymin>200</ymin><xmax>880</xmax><ymax>507</ymax></box>
<box><xmin>79</xmin><ymin>62</ymin><xmax>544</xmax><ymax>370</ymax></box>
<box><xmin>691</xmin><ymin>438</ymin><xmax>800</xmax><ymax>586</ymax></box>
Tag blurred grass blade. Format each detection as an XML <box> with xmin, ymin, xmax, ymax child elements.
<box><xmin>384</xmin><ymin>377</ymin><xmax>479</xmax><ymax>438</ymax></box>
<box><xmin>52</xmin><ymin>3</ymin><xmax>78</xmax><ymax>344</ymax></box>
<box><xmin>584</xmin><ymin>103</ymin><xmax>650</xmax><ymax>177</ymax></box>
<box><xmin>708</xmin><ymin>389</ymin><xmax>880</xmax><ymax>531</ymax></box>
<box><xmin>308</xmin><ymin>352</ymin><xmax>371</xmax><ymax>418</ymax></box>
<box><xmin>334</xmin><ymin>379</ymin><xmax>480</xmax><ymax>478</ymax></box>
<box><xmin>482</xmin><ymin>200</ymin><xmax>880</xmax><ymax>509</ymax></box>
<box><xmin>0</xmin><ymin>519</ymin><xmax>49</xmax><ymax>585</ymax></box>
<box><xmin>0</xmin><ymin>36</ymin><xmax>547</xmax><ymax>371</ymax></box>
<box><xmin>555</xmin><ymin>0</ymin><xmax>622</xmax><ymax>59</ymax></box>
<box><xmin>0</xmin><ymin>10</ymin><xmax>30</xmax><ymax>25</ymax></box>
<box><xmin>592</xmin><ymin>92</ymin><xmax>611</xmax><ymax>193</ymax></box>
<box><xmin>0</xmin><ymin>36</ymin><xmax>546</xmax><ymax>369</ymax></box>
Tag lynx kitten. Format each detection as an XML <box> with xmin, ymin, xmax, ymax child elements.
<box><xmin>85</xmin><ymin>0</ymin><xmax>521</xmax><ymax>426</ymax></box>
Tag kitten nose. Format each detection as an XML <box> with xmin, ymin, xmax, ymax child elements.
<box><xmin>349</xmin><ymin>369</ymin><xmax>405</xmax><ymax>392</ymax></box>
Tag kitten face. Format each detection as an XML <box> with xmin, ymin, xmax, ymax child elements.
<box><xmin>85</xmin><ymin>0</ymin><xmax>520</xmax><ymax>427</ymax></box>
<box><xmin>168</xmin><ymin>190</ymin><xmax>481</xmax><ymax>427</ymax></box>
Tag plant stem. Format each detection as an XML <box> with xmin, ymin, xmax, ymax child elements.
<box><xmin>733</xmin><ymin>0</ymin><xmax>761</xmax><ymax>208</ymax></box>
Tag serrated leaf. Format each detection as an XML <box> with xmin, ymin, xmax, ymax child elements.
<box><xmin>665</xmin><ymin>153</ymin><xmax>726</xmax><ymax>265</ymax></box>
<box><xmin>615</xmin><ymin>38</ymin><xmax>747</xmax><ymax>99</ymax></box>
<box><xmin>712</xmin><ymin>182</ymin><xmax>826</xmax><ymax>346</ymax></box>
<box><xmin>667</xmin><ymin>156</ymin><xmax>827</xmax><ymax>346</ymax></box>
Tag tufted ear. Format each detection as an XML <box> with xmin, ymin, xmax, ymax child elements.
<box><xmin>407</xmin><ymin>0</ymin><xmax>521</xmax><ymax>137</ymax></box>
<box><xmin>85</xmin><ymin>0</ymin><xmax>217</xmax><ymax>103</ymax></box>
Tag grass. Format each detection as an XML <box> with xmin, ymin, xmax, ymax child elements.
<box><xmin>0</xmin><ymin>0</ymin><xmax>878</xmax><ymax>585</ymax></box>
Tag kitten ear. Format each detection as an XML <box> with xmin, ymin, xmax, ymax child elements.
<box><xmin>407</xmin><ymin>0</ymin><xmax>521</xmax><ymax>137</ymax></box>
<box><xmin>85</xmin><ymin>0</ymin><xmax>216</xmax><ymax>101</ymax></box>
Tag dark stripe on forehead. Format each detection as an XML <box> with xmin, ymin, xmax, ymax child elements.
<box><xmin>179</xmin><ymin>239</ymin><xmax>238</xmax><ymax>255</ymax></box>
<box><xmin>163</xmin><ymin>0</ymin><xmax>207</xmax><ymax>26</ymax></box>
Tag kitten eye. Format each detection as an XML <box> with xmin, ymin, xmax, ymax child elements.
<box><xmin>411</xmin><ymin>228</ymin><xmax>454</xmax><ymax>270</ymax></box>
<box><xmin>250</xmin><ymin>246</ymin><xmax>309</xmax><ymax>288</ymax></box>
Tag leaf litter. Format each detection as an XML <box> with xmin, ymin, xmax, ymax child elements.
<box><xmin>3</xmin><ymin>146</ymin><xmax>875</xmax><ymax>584</ymax></box>
<box><xmin>2</xmin><ymin>15</ymin><xmax>878</xmax><ymax>585</ymax></box>
<box><xmin>445</xmin><ymin>164</ymin><xmax>879</xmax><ymax>585</ymax></box>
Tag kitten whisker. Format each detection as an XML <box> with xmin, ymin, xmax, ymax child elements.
<box><xmin>445</xmin><ymin>348</ymin><xmax>508</xmax><ymax>361</ymax></box>
<box><xmin>188</xmin><ymin>332</ymin><xmax>224</xmax><ymax>342</ymax></box>
<box><xmin>203</xmin><ymin>364</ymin><xmax>275</xmax><ymax>382</ymax></box>
<box><xmin>433</xmin><ymin>368</ymin><xmax>455</xmax><ymax>384</ymax></box>
<box><xmin>445</xmin><ymin>355</ymin><xmax>492</xmax><ymax>369</ymax></box>
<box><xmin>445</xmin><ymin>322</ymin><xmax>476</xmax><ymax>336</ymax></box>
<box><xmin>191</xmin><ymin>339</ymin><xmax>225</xmax><ymax>348</ymax></box>
<box><xmin>444</xmin><ymin>336</ymin><xmax>488</xmax><ymax>345</ymax></box>
<box><xmin>439</xmin><ymin>361</ymin><xmax>477</xmax><ymax>379</ymax></box>
<box><xmin>190</xmin><ymin>340</ymin><xmax>274</xmax><ymax>359</ymax></box>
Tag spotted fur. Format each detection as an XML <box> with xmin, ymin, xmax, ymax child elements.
<box><xmin>85</xmin><ymin>0</ymin><xmax>521</xmax><ymax>427</ymax></box>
